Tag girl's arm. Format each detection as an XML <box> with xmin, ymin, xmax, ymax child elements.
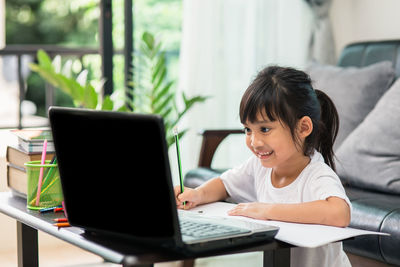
<box><xmin>228</xmin><ymin>196</ymin><xmax>351</xmax><ymax>227</ymax></box>
<box><xmin>175</xmin><ymin>177</ymin><xmax>229</xmax><ymax>209</ymax></box>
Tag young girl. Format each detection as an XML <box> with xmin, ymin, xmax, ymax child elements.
<box><xmin>175</xmin><ymin>66</ymin><xmax>352</xmax><ymax>267</ymax></box>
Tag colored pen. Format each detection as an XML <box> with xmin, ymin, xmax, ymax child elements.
<box><xmin>35</xmin><ymin>139</ymin><xmax>48</xmax><ymax>206</ymax></box>
<box><xmin>41</xmin><ymin>156</ymin><xmax>57</xmax><ymax>191</ymax></box>
<box><xmin>62</xmin><ymin>201</ymin><xmax>68</xmax><ymax>218</ymax></box>
<box><xmin>53</xmin><ymin>218</ymin><xmax>68</xmax><ymax>223</ymax></box>
<box><xmin>53</xmin><ymin>222</ymin><xmax>70</xmax><ymax>228</ymax></box>
<box><xmin>39</xmin><ymin>205</ymin><xmax>62</xmax><ymax>213</ymax></box>
<box><xmin>54</xmin><ymin>207</ymin><xmax>64</xmax><ymax>213</ymax></box>
<box><xmin>173</xmin><ymin>127</ymin><xmax>186</xmax><ymax>208</ymax></box>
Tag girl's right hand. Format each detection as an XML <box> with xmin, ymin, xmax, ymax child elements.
<box><xmin>174</xmin><ymin>185</ymin><xmax>202</xmax><ymax>210</ymax></box>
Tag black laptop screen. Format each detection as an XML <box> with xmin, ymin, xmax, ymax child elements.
<box><xmin>49</xmin><ymin>107</ymin><xmax>178</xmax><ymax>239</ymax></box>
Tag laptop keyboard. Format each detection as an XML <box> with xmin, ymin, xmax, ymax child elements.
<box><xmin>180</xmin><ymin>219</ymin><xmax>250</xmax><ymax>239</ymax></box>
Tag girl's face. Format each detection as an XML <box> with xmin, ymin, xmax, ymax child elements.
<box><xmin>243</xmin><ymin>112</ymin><xmax>306</xmax><ymax>170</ymax></box>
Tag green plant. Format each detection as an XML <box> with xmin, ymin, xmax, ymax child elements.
<box><xmin>30</xmin><ymin>51</ymin><xmax>117</xmax><ymax>111</ymax></box>
<box><xmin>130</xmin><ymin>32</ymin><xmax>208</xmax><ymax>146</ymax></box>
<box><xmin>29</xmin><ymin>31</ymin><xmax>208</xmax><ymax>147</ymax></box>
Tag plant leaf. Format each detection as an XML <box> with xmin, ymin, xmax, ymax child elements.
<box><xmin>29</xmin><ymin>63</ymin><xmax>60</xmax><ymax>88</ymax></box>
<box><xmin>57</xmin><ymin>75</ymin><xmax>85</xmax><ymax>104</ymax></box>
<box><xmin>142</xmin><ymin>32</ymin><xmax>155</xmax><ymax>50</ymax></box>
<box><xmin>153</xmin><ymin>66</ymin><xmax>167</xmax><ymax>92</ymax></box>
<box><xmin>83</xmin><ymin>84</ymin><xmax>98</xmax><ymax>109</ymax></box>
<box><xmin>176</xmin><ymin>93</ymin><xmax>210</xmax><ymax>121</ymax></box>
<box><xmin>37</xmin><ymin>49</ymin><xmax>53</xmax><ymax>70</ymax></box>
<box><xmin>152</xmin><ymin>54</ymin><xmax>166</xmax><ymax>84</ymax></box>
<box><xmin>154</xmin><ymin>93</ymin><xmax>174</xmax><ymax>114</ymax></box>
<box><xmin>117</xmin><ymin>105</ymin><xmax>128</xmax><ymax>112</ymax></box>
<box><xmin>153</xmin><ymin>81</ymin><xmax>174</xmax><ymax>104</ymax></box>
<box><xmin>159</xmin><ymin>106</ymin><xmax>173</xmax><ymax>119</ymax></box>
<box><xmin>101</xmin><ymin>95</ymin><xmax>114</xmax><ymax>110</ymax></box>
<box><xmin>140</xmin><ymin>43</ymin><xmax>153</xmax><ymax>58</ymax></box>
<box><xmin>183</xmin><ymin>93</ymin><xmax>210</xmax><ymax>110</ymax></box>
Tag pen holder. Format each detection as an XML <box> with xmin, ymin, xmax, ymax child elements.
<box><xmin>25</xmin><ymin>160</ymin><xmax>63</xmax><ymax>210</ymax></box>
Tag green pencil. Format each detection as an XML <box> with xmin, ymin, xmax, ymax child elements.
<box><xmin>173</xmin><ymin>127</ymin><xmax>185</xmax><ymax>208</ymax></box>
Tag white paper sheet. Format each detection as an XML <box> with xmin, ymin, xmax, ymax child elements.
<box><xmin>184</xmin><ymin>202</ymin><xmax>389</xmax><ymax>248</ymax></box>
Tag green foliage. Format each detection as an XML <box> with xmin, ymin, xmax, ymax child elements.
<box><xmin>7</xmin><ymin>0</ymin><xmax>183</xmax><ymax>116</ymax></box>
<box><xmin>130</xmin><ymin>32</ymin><xmax>209</xmax><ymax>147</ymax></box>
<box><xmin>29</xmin><ymin>50</ymin><xmax>119</xmax><ymax>111</ymax></box>
<box><xmin>30</xmin><ymin>32</ymin><xmax>208</xmax><ymax>147</ymax></box>
<box><xmin>113</xmin><ymin>0</ymin><xmax>182</xmax><ymax>98</ymax></box>
<box><xmin>6</xmin><ymin>0</ymin><xmax>98</xmax><ymax>46</ymax></box>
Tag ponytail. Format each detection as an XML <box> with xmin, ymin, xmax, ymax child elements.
<box><xmin>315</xmin><ymin>89</ymin><xmax>339</xmax><ymax>171</ymax></box>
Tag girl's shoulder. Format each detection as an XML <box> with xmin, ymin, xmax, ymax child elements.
<box><xmin>307</xmin><ymin>160</ymin><xmax>338</xmax><ymax>178</ymax></box>
<box><xmin>302</xmin><ymin>151</ymin><xmax>340</xmax><ymax>181</ymax></box>
<box><xmin>301</xmin><ymin>156</ymin><xmax>350</xmax><ymax>207</ymax></box>
<box><xmin>301</xmin><ymin>164</ymin><xmax>341</xmax><ymax>195</ymax></box>
<box><xmin>309</xmin><ymin>151</ymin><xmax>335</xmax><ymax>170</ymax></box>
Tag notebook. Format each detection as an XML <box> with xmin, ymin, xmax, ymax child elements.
<box><xmin>48</xmin><ymin>107</ymin><xmax>278</xmax><ymax>253</ymax></box>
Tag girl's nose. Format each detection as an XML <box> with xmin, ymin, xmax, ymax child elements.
<box><xmin>251</xmin><ymin>133</ymin><xmax>264</xmax><ymax>147</ymax></box>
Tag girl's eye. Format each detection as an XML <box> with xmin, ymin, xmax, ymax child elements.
<box><xmin>260</xmin><ymin>127</ymin><xmax>270</xmax><ymax>133</ymax></box>
<box><xmin>243</xmin><ymin>127</ymin><xmax>251</xmax><ymax>134</ymax></box>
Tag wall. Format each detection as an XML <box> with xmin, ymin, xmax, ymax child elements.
<box><xmin>331</xmin><ymin>0</ymin><xmax>400</xmax><ymax>57</ymax></box>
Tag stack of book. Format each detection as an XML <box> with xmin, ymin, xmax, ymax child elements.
<box><xmin>11</xmin><ymin>128</ymin><xmax>55</xmax><ymax>153</ymax></box>
<box><xmin>6</xmin><ymin>129</ymin><xmax>55</xmax><ymax>198</ymax></box>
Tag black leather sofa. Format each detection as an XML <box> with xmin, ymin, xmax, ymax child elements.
<box><xmin>184</xmin><ymin>40</ymin><xmax>400</xmax><ymax>266</ymax></box>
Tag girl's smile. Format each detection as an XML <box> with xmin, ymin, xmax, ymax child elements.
<box><xmin>254</xmin><ymin>149</ymin><xmax>273</xmax><ymax>159</ymax></box>
<box><xmin>244</xmin><ymin>113</ymin><xmax>297</xmax><ymax>169</ymax></box>
<box><xmin>243</xmin><ymin>111</ymin><xmax>312</xmax><ymax>181</ymax></box>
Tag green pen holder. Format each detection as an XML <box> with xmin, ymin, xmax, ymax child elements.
<box><xmin>25</xmin><ymin>160</ymin><xmax>63</xmax><ymax>210</ymax></box>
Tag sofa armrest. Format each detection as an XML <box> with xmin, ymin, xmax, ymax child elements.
<box><xmin>197</xmin><ymin>129</ymin><xmax>244</xmax><ymax>167</ymax></box>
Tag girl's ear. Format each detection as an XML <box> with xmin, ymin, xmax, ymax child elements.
<box><xmin>297</xmin><ymin>116</ymin><xmax>313</xmax><ymax>139</ymax></box>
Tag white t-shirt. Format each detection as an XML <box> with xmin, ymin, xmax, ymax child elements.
<box><xmin>220</xmin><ymin>151</ymin><xmax>352</xmax><ymax>267</ymax></box>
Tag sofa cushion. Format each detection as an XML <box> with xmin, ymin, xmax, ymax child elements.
<box><xmin>184</xmin><ymin>167</ymin><xmax>225</xmax><ymax>188</ymax></box>
<box><xmin>306</xmin><ymin>61</ymin><xmax>395</xmax><ymax>148</ymax></box>
<box><xmin>380</xmin><ymin>210</ymin><xmax>400</xmax><ymax>265</ymax></box>
<box><xmin>343</xmin><ymin>186</ymin><xmax>400</xmax><ymax>264</ymax></box>
<box><xmin>336</xmin><ymin>78</ymin><xmax>400</xmax><ymax>194</ymax></box>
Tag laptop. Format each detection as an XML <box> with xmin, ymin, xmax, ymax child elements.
<box><xmin>48</xmin><ymin>107</ymin><xmax>278</xmax><ymax>253</ymax></box>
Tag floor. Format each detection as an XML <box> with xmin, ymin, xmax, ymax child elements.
<box><xmin>0</xmin><ymin>241</ymin><xmax>108</xmax><ymax>267</ymax></box>
<box><xmin>0</xmin><ymin>238</ymin><xmax>263</xmax><ymax>267</ymax></box>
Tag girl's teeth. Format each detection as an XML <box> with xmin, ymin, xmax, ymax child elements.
<box><xmin>258</xmin><ymin>151</ymin><xmax>272</xmax><ymax>157</ymax></box>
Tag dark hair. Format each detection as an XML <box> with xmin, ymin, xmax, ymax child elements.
<box><xmin>239</xmin><ymin>66</ymin><xmax>339</xmax><ymax>171</ymax></box>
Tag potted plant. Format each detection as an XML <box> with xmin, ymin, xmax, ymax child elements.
<box><xmin>30</xmin><ymin>31</ymin><xmax>208</xmax><ymax>147</ymax></box>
